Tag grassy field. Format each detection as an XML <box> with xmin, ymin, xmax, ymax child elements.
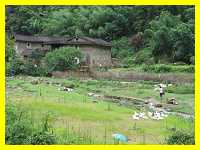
<box><xmin>6</xmin><ymin>76</ymin><xmax>194</xmax><ymax>144</ymax></box>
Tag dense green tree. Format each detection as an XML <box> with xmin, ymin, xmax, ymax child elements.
<box><xmin>43</xmin><ymin>47</ymin><xmax>83</xmax><ymax>72</ymax></box>
<box><xmin>143</xmin><ymin>11</ymin><xmax>194</xmax><ymax>63</ymax></box>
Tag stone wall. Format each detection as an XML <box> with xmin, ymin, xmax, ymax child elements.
<box><xmin>15</xmin><ymin>41</ymin><xmax>112</xmax><ymax>67</ymax></box>
<box><xmin>90</xmin><ymin>70</ymin><xmax>194</xmax><ymax>83</ymax></box>
<box><xmin>15</xmin><ymin>41</ymin><xmax>51</xmax><ymax>57</ymax></box>
<box><xmin>78</xmin><ymin>45</ymin><xmax>112</xmax><ymax>67</ymax></box>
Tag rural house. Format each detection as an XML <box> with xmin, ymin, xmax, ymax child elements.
<box><xmin>14</xmin><ymin>34</ymin><xmax>112</xmax><ymax>67</ymax></box>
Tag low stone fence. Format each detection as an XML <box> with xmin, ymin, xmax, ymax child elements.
<box><xmin>90</xmin><ymin>70</ymin><xmax>194</xmax><ymax>83</ymax></box>
<box><xmin>51</xmin><ymin>69</ymin><xmax>194</xmax><ymax>83</ymax></box>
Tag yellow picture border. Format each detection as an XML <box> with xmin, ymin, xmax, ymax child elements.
<box><xmin>0</xmin><ymin>0</ymin><xmax>199</xmax><ymax>150</ymax></box>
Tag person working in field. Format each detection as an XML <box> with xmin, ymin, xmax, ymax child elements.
<box><xmin>159</xmin><ymin>85</ymin><xmax>165</xmax><ymax>102</ymax></box>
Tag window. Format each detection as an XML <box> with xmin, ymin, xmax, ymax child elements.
<box><xmin>27</xmin><ymin>42</ymin><xmax>31</xmax><ymax>48</ymax></box>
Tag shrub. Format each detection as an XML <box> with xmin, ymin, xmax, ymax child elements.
<box><xmin>142</xmin><ymin>64</ymin><xmax>172</xmax><ymax>73</ymax></box>
<box><xmin>43</xmin><ymin>47</ymin><xmax>82</xmax><ymax>73</ymax></box>
<box><xmin>122</xmin><ymin>57</ymin><xmax>135</xmax><ymax>68</ymax></box>
<box><xmin>6</xmin><ymin>58</ymin><xmax>24</xmax><ymax>76</ymax></box>
<box><xmin>111</xmin><ymin>37</ymin><xmax>133</xmax><ymax>58</ymax></box>
<box><xmin>28</xmin><ymin>132</ymin><xmax>56</xmax><ymax>145</ymax></box>
<box><xmin>6</xmin><ymin>103</ymin><xmax>57</xmax><ymax>144</ymax></box>
<box><xmin>142</xmin><ymin>64</ymin><xmax>194</xmax><ymax>73</ymax></box>
<box><xmin>6</xmin><ymin>58</ymin><xmax>49</xmax><ymax>77</ymax></box>
<box><xmin>166</xmin><ymin>130</ymin><xmax>194</xmax><ymax>144</ymax></box>
<box><xmin>6</xmin><ymin>104</ymin><xmax>32</xmax><ymax>144</ymax></box>
<box><xmin>22</xmin><ymin>59</ymin><xmax>48</xmax><ymax>77</ymax></box>
<box><xmin>134</xmin><ymin>48</ymin><xmax>153</xmax><ymax>64</ymax></box>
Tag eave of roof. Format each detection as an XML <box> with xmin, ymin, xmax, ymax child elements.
<box><xmin>14</xmin><ymin>34</ymin><xmax>111</xmax><ymax>47</ymax></box>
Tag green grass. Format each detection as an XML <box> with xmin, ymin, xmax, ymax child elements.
<box><xmin>109</xmin><ymin>64</ymin><xmax>194</xmax><ymax>73</ymax></box>
<box><xmin>6</xmin><ymin>76</ymin><xmax>194</xmax><ymax>144</ymax></box>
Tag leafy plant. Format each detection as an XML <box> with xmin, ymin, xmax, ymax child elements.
<box><xmin>6</xmin><ymin>102</ymin><xmax>57</xmax><ymax>145</ymax></box>
<box><xmin>43</xmin><ymin>47</ymin><xmax>82</xmax><ymax>73</ymax></box>
<box><xmin>166</xmin><ymin>130</ymin><xmax>194</xmax><ymax>144</ymax></box>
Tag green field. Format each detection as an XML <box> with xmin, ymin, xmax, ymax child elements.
<box><xmin>6</xmin><ymin>76</ymin><xmax>194</xmax><ymax>144</ymax></box>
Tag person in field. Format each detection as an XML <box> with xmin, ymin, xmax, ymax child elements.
<box><xmin>159</xmin><ymin>85</ymin><xmax>165</xmax><ymax>102</ymax></box>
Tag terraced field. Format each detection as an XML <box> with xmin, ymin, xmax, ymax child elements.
<box><xmin>6</xmin><ymin>76</ymin><xmax>194</xmax><ymax>144</ymax></box>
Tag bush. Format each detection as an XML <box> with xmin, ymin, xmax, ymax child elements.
<box><xmin>22</xmin><ymin>59</ymin><xmax>48</xmax><ymax>77</ymax></box>
<box><xmin>6</xmin><ymin>104</ymin><xmax>32</xmax><ymax>144</ymax></box>
<box><xmin>28</xmin><ymin>132</ymin><xmax>56</xmax><ymax>145</ymax></box>
<box><xmin>43</xmin><ymin>47</ymin><xmax>82</xmax><ymax>73</ymax></box>
<box><xmin>142</xmin><ymin>64</ymin><xmax>172</xmax><ymax>73</ymax></box>
<box><xmin>134</xmin><ymin>48</ymin><xmax>153</xmax><ymax>64</ymax></box>
<box><xmin>6</xmin><ymin>58</ymin><xmax>24</xmax><ymax>76</ymax></box>
<box><xmin>6</xmin><ymin>58</ymin><xmax>48</xmax><ymax>77</ymax></box>
<box><xmin>111</xmin><ymin>37</ymin><xmax>133</xmax><ymax>58</ymax></box>
<box><xmin>122</xmin><ymin>57</ymin><xmax>135</xmax><ymax>68</ymax></box>
<box><xmin>166</xmin><ymin>130</ymin><xmax>194</xmax><ymax>144</ymax></box>
<box><xmin>142</xmin><ymin>64</ymin><xmax>194</xmax><ymax>73</ymax></box>
<box><xmin>6</xmin><ymin>103</ymin><xmax>57</xmax><ymax>144</ymax></box>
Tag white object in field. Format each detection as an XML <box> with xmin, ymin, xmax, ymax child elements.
<box><xmin>66</xmin><ymin>88</ymin><xmax>74</xmax><ymax>92</ymax></box>
<box><xmin>132</xmin><ymin>115</ymin><xmax>140</xmax><ymax>120</ymax></box>
<box><xmin>88</xmin><ymin>92</ymin><xmax>101</xmax><ymax>98</ymax></box>
<box><xmin>159</xmin><ymin>84</ymin><xmax>167</xmax><ymax>88</ymax></box>
<box><xmin>132</xmin><ymin>110</ymin><xmax>169</xmax><ymax>121</ymax></box>
<box><xmin>132</xmin><ymin>112</ymin><xmax>148</xmax><ymax>120</ymax></box>
<box><xmin>142</xmin><ymin>115</ymin><xmax>148</xmax><ymax>119</ymax></box>
<box><xmin>139</xmin><ymin>112</ymin><xmax>145</xmax><ymax>118</ymax></box>
<box><xmin>147</xmin><ymin>110</ymin><xmax>169</xmax><ymax>120</ymax></box>
<box><xmin>148</xmin><ymin>112</ymin><xmax>153</xmax><ymax>117</ymax></box>
<box><xmin>161</xmin><ymin>113</ymin><xmax>168</xmax><ymax>118</ymax></box>
<box><xmin>149</xmin><ymin>103</ymin><xmax>155</xmax><ymax>110</ymax></box>
<box><xmin>93</xmin><ymin>94</ymin><xmax>101</xmax><ymax>98</ymax></box>
<box><xmin>62</xmin><ymin>87</ymin><xmax>74</xmax><ymax>92</ymax></box>
<box><xmin>88</xmin><ymin>92</ymin><xmax>94</xmax><ymax>96</ymax></box>
<box><xmin>154</xmin><ymin>83</ymin><xmax>167</xmax><ymax>89</ymax></box>
<box><xmin>132</xmin><ymin>112</ymin><xmax>140</xmax><ymax>120</ymax></box>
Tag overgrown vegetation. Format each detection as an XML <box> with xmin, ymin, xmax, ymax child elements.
<box><xmin>142</xmin><ymin>64</ymin><xmax>194</xmax><ymax>73</ymax></box>
<box><xmin>6</xmin><ymin>77</ymin><xmax>194</xmax><ymax>144</ymax></box>
<box><xmin>6</xmin><ymin>103</ymin><xmax>57</xmax><ymax>144</ymax></box>
<box><xmin>5</xmin><ymin>46</ymin><xmax>82</xmax><ymax>76</ymax></box>
<box><xmin>43</xmin><ymin>47</ymin><xmax>82</xmax><ymax>72</ymax></box>
<box><xmin>166</xmin><ymin>130</ymin><xmax>194</xmax><ymax>144</ymax></box>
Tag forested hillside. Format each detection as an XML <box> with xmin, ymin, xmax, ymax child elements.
<box><xmin>6</xmin><ymin>6</ymin><xmax>194</xmax><ymax>65</ymax></box>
